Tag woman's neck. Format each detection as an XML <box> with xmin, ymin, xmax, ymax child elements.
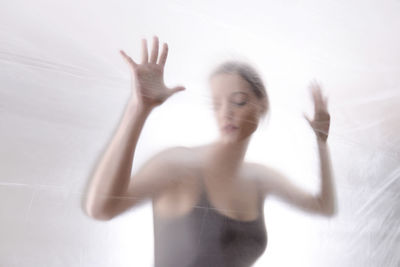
<box><xmin>205</xmin><ymin>136</ymin><xmax>251</xmax><ymax>180</ymax></box>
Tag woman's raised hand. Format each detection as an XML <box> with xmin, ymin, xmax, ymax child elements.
<box><xmin>303</xmin><ymin>79</ymin><xmax>331</xmax><ymax>142</ymax></box>
<box><xmin>120</xmin><ymin>36</ymin><xmax>186</xmax><ymax>109</ymax></box>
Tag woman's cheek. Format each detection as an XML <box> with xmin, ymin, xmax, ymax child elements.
<box><xmin>240</xmin><ymin>112</ymin><xmax>259</xmax><ymax>137</ymax></box>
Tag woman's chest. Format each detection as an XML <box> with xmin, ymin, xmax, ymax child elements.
<box><xmin>153</xmin><ymin>164</ymin><xmax>262</xmax><ymax>222</ymax></box>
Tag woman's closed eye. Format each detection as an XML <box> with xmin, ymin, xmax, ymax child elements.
<box><xmin>212</xmin><ymin>101</ymin><xmax>245</xmax><ymax>110</ymax></box>
<box><xmin>212</xmin><ymin>92</ymin><xmax>249</xmax><ymax>110</ymax></box>
<box><xmin>232</xmin><ymin>100</ymin><xmax>247</xmax><ymax>106</ymax></box>
<box><xmin>230</xmin><ymin>92</ymin><xmax>248</xmax><ymax>106</ymax></box>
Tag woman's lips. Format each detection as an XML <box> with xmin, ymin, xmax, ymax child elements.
<box><xmin>223</xmin><ymin>124</ymin><xmax>238</xmax><ymax>132</ymax></box>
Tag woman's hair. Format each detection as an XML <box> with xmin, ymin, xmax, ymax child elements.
<box><xmin>208</xmin><ymin>60</ymin><xmax>270</xmax><ymax>121</ymax></box>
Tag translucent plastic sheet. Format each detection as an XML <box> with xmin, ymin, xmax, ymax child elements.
<box><xmin>1</xmin><ymin>0</ymin><xmax>399</xmax><ymax>266</ymax></box>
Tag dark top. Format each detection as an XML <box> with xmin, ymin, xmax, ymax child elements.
<box><xmin>153</xmin><ymin>178</ymin><xmax>267</xmax><ymax>267</ymax></box>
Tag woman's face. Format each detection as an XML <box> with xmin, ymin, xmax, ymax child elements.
<box><xmin>210</xmin><ymin>73</ymin><xmax>263</xmax><ymax>143</ymax></box>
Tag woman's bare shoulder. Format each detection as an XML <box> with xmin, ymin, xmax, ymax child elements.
<box><xmin>153</xmin><ymin>145</ymin><xmax>204</xmax><ymax>170</ymax></box>
<box><xmin>152</xmin><ymin>145</ymin><xmax>191</xmax><ymax>162</ymax></box>
<box><xmin>241</xmin><ymin>161</ymin><xmax>274</xmax><ymax>186</ymax></box>
<box><xmin>242</xmin><ymin>161</ymin><xmax>266</xmax><ymax>176</ymax></box>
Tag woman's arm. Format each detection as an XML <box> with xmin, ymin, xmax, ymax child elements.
<box><xmin>256</xmin><ymin>80</ymin><xmax>337</xmax><ymax>216</ymax></box>
<box><xmin>82</xmin><ymin>36</ymin><xmax>186</xmax><ymax>220</ymax></box>
<box><xmin>315</xmin><ymin>138</ymin><xmax>337</xmax><ymax>216</ymax></box>
<box><xmin>83</xmin><ymin>101</ymin><xmax>151</xmax><ymax>221</ymax></box>
<box><xmin>255</xmin><ymin>145</ymin><xmax>336</xmax><ymax>217</ymax></box>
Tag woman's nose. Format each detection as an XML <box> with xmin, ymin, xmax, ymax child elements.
<box><xmin>220</xmin><ymin>102</ymin><xmax>234</xmax><ymax>120</ymax></box>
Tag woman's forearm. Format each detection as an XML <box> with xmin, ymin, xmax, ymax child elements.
<box><xmin>316</xmin><ymin>138</ymin><xmax>337</xmax><ymax>215</ymax></box>
<box><xmin>84</xmin><ymin>100</ymin><xmax>152</xmax><ymax>219</ymax></box>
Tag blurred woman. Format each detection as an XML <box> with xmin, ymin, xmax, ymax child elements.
<box><xmin>83</xmin><ymin>35</ymin><xmax>336</xmax><ymax>267</ymax></box>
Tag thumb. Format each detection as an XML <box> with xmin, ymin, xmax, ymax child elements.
<box><xmin>168</xmin><ymin>85</ymin><xmax>186</xmax><ymax>96</ymax></box>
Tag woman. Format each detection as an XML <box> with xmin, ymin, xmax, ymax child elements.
<box><xmin>83</xmin><ymin>36</ymin><xmax>337</xmax><ymax>267</ymax></box>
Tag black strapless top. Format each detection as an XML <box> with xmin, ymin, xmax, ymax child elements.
<box><xmin>153</xmin><ymin>179</ymin><xmax>267</xmax><ymax>267</ymax></box>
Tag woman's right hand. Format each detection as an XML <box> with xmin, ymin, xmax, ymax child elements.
<box><xmin>120</xmin><ymin>36</ymin><xmax>186</xmax><ymax>109</ymax></box>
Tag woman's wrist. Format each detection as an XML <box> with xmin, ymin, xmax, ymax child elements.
<box><xmin>317</xmin><ymin>136</ymin><xmax>328</xmax><ymax>146</ymax></box>
<box><xmin>127</xmin><ymin>99</ymin><xmax>153</xmax><ymax>114</ymax></box>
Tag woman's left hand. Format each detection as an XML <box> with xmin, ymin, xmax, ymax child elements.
<box><xmin>303</xmin><ymin>80</ymin><xmax>330</xmax><ymax>142</ymax></box>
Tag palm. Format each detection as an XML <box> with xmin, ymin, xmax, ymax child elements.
<box><xmin>303</xmin><ymin>79</ymin><xmax>330</xmax><ymax>142</ymax></box>
<box><xmin>132</xmin><ymin>63</ymin><xmax>167</xmax><ymax>106</ymax></box>
<box><xmin>119</xmin><ymin>36</ymin><xmax>185</xmax><ymax>108</ymax></box>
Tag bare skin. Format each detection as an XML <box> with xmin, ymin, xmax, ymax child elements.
<box><xmin>83</xmin><ymin>35</ymin><xmax>336</xmax><ymax>222</ymax></box>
